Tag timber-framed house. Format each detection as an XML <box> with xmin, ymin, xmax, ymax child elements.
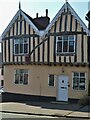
<box><xmin>1</xmin><ymin>1</ymin><xmax>90</xmax><ymax>102</ymax></box>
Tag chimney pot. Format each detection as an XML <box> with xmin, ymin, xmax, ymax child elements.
<box><xmin>46</xmin><ymin>9</ymin><xmax>48</xmax><ymax>17</ymax></box>
<box><xmin>36</xmin><ymin>13</ymin><xmax>38</xmax><ymax>18</ymax></box>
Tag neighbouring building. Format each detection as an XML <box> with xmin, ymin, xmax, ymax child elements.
<box><xmin>1</xmin><ymin>1</ymin><xmax>90</xmax><ymax>102</ymax></box>
<box><xmin>0</xmin><ymin>36</ymin><xmax>4</xmax><ymax>88</ymax></box>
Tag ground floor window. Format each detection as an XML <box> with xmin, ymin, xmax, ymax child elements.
<box><xmin>48</xmin><ymin>75</ymin><xmax>55</xmax><ymax>87</ymax></box>
<box><xmin>73</xmin><ymin>72</ymin><xmax>86</xmax><ymax>90</ymax></box>
<box><xmin>1</xmin><ymin>80</ymin><xmax>4</xmax><ymax>87</ymax></box>
<box><xmin>15</xmin><ymin>69</ymin><xmax>28</xmax><ymax>85</ymax></box>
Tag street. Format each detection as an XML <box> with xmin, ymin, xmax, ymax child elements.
<box><xmin>1</xmin><ymin>111</ymin><xmax>58</xmax><ymax>118</ymax></box>
<box><xmin>0</xmin><ymin>112</ymin><xmax>88</xmax><ymax>119</ymax></box>
<box><xmin>0</xmin><ymin>101</ymin><xmax>89</xmax><ymax>119</ymax></box>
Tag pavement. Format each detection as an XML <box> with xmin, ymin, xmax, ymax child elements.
<box><xmin>0</xmin><ymin>101</ymin><xmax>90</xmax><ymax>119</ymax></box>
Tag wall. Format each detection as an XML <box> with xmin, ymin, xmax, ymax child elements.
<box><xmin>2</xmin><ymin>10</ymin><xmax>88</xmax><ymax>65</ymax></box>
<box><xmin>4</xmin><ymin>64</ymin><xmax>89</xmax><ymax>99</ymax></box>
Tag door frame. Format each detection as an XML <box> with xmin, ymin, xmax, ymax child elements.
<box><xmin>56</xmin><ymin>75</ymin><xmax>68</xmax><ymax>102</ymax></box>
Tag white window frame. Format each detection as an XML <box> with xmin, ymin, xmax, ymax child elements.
<box><xmin>48</xmin><ymin>74</ymin><xmax>55</xmax><ymax>87</ymax></box>
<box><xmin>72</xmin><ymin>72</ymin><xmax>86</xmax><ymax>90</ymax></box>
<box><xmin>56</xmin><ymin>35</ymin><xmax>76</xmax><ymax>54</ymax></box>
<box><xmin>14</xmin><ymin>69</ymin><xmax>29</xmax><ymax>85</ymax></box>
<box><xmin>14</xmin><ymin>38</ymin><xmax>28</xmax><ymax>55</ymax></box>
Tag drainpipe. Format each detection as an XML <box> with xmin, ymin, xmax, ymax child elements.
<box><xmin>86</xmin><ymin>2</ymin><xmax>90</xmax><ymax>96</ymax></box>
<box><xmin>86</xmin><ymin>11</ymin><xmax>90</xmax><ymax>66</ymax></box>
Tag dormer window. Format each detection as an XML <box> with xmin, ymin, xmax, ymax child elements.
<box><xmin>56</xmin><ymin>35</ymin><xmax>75</xmax><ymax>55</ymax></box>
<box><xmin>14</xmin><ymin>38</ymin><xmax>28</xmax><ymax>55</ymax></box>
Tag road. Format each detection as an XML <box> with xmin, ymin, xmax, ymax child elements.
<box><xmin>0</xmin><ymin>112</ymin><xmax>88</xmax><ymax>120</ymax></box>
<box><xmin>1</xmin><ymin>111</ymin><xmax>58</xmax><ymax>118</ymax></box>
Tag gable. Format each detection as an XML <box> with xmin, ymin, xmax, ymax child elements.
<box><xmin>44</xmin><ymin>2</ymin><xmax>90</xmax><ymax>37</ymax></box>
<box><xmin>49</xmin><ymin>12</ymin><xmax>84</xmax><ymax>34</ymax></box>
<box><xmin>2</xmin><ymin>9</ymin><xmax>41</xmax><ymax>39</ymax></box>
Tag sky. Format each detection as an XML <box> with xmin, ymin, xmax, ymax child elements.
<box><xmin>0</xmin><ymin>0</ymin><xmax>90</xmax><ymax>36</ymax></box>
<box><xmin>0</xmin><ymin>0</ymin><xmax>90</xmax><ymax>37</ymax></box>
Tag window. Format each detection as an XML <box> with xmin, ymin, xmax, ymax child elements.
<box><xmin>1</xmin><ymin>80</ymin><xmax>4</xmax><ymax>87</ymax></box>
<box><xmin>73</xmin><ymin>72</ymin><xmax>86</xmax><ymax>90</ymax></box>
<box><xmin>14</xmin><ymin>38</ymin><xmax>28</xmax><ymax>55</ymax></box>
<box><xmin>48</xmin><ymin>75</ymin><xmax>55</xmax><ymax>86</ymax></box>
<box><xmin>56</xmin><ymin>35</ymin><xmax>75</xmax><ymax>54</ymax></box>
<box><xmin>15</xmin><ymin>69</ymin><xmax>28</xmax><ymax>85</ymax></box>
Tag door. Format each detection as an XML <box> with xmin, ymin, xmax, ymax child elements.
<box><xmin>57</xmin><ymin>76</ymin><xmax>68</xmax><ymax>102</ymax></box>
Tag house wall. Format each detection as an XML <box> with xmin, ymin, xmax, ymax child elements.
<box><xmin>4</xmin><ymin>65</ymin><xmax>88</xmax><ymax>99</ymax></box>
<box><xmin>2</xmin><ymin>11</ymin><xmax>88</xmax><ymax>65</ymax></box>
<box><xmin>2</xmin><ymin>5</ymin><xmax>90</xmax><ymax>100</ymax></box>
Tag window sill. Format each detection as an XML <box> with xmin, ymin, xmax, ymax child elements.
<box><xmin>56</xmin><ymin>52</ymin><xmax>76</xmax><ymax>56</ymax></box>
<box><xmin>72</xmin><ymin>89</ymin><xmax>86</xmax><ymax>91</ymax></box>
<box><xmin>14</xmin><ymin>83</ymin><xmax>28</xmax><ymax>85</ymax></box>
<box><xmin>14</xmin><ymin>53</ymin><xmax>29</xmax><ymax>56</ymax></box>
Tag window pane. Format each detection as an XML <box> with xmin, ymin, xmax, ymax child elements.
<box><xmin>63</xmin><ymin>35</ymin><xmax>68</xmax><ymax>40</ymax></box>
<box><xmin>24</xmin><ymin>38</ymin><xmax>28</xmax><ymax>43</ymax></box>
<box><xmin>63</xmin><ymin>41</ymin><xmax>68</xmax><ymax>52</ymax></box>
<box><xmin>15</xmin><ymin>44</ymin><xmax>19</xmax><ymax>54</ymax></box>
<box><xmin>69</xmin><ymin>41</ymin><xmax>74</xmax><ymax>52</ymax></box>
<box><xmin>58</xmin><ymin>36</ymin><xmax>62</xmax><ymax>41</ymax></box>
<box><xmin>57</xmin><ymin>42</ymin><xmax>62</xmax><ymax>52</ymax></box>
<box><xmin>16</xmin><ymin>70</ymin><xmax>20</xmax><ymax>74</ymax></box>
<box><xmin>15</xmin><ymin>74</ymin><xmax>19</xmax><ymax>84</ymax></box>
<box><xmin>24</xmin><ymin>74</ymin><xmax>28</xmax><ymax>84</ymax></box>
<box><xmin>79</xmin><ymin>78</ymin><xmax>85</xmax><ymax>90</ymax></box>
<box><xmin>80</xmin><ymin>85</ymin><xmax>85</xmax><ymax>90</ymax></box>
<box><xmin>20</xmin><ymin>39</ymin><xmax>23</xmax><ymax>44</ymax></box>
<box><xmin>24</xmin><ymin>70</ymin><xmax>28</xmax><ymax>74</ymax></box>
<box><xmin>24</xmin><ymin>44</ymin><xmax>28</xmax><ymax>53</ymax></box>
<box><xmin>74</xmin><ymin>72</ymin><xmax>79</xmax><ymax>77</ymax></box>
<box><xmin>20</xmin><ymin>74</ymin><xmax>23</xmax><ymax>84</ymax></box>
<box><xmin>20</xmin><ymin>44</ymin><xmax>23</xmax><ymax>53</ymax></box>
<box><xmin>15</xmin><ymin>39</ymin><xmax>20</xmax><ymax>44</ymax></box>
<box><xmin>69</xmin><ymin>35</ymin><xmax>74</xmax><ymax>41</ymax></box>
<box><xmin>80</xmin><ymin>73</ymin><xmax>85</xmax><ymax>77</ymax></box>
<box><xmin>20</xmin><ymin>69</ymin><xmax>24</xmax><ymax>74</ymax></box>
<box><xmin>73</xmin><ymin>78</ymin><xmax>79</xmax><ymax>90</ymax></box>
<box><xmin>80</xmin><ymin>78</ymin><xmax>85</xmax><ymax>83</ymax></box>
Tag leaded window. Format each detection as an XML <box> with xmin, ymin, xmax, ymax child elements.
<box><xmin>14</xmin><ymin>38</ymin><xmax>28</xmax><ymax>55</ymax></box>
<box><xmin>56</xmin><ymin>35</ymin><xmax>75</xmax><ymax>54</ymax></box>
<box><xmin>15</xmin><ymin>69</ymin><xmax>28</xmax><ymax>85</ymax></box>
<box><xmin>73</xmin><ymin>72</ymin><xmax>86</xmax><ymax>90</ymax></box>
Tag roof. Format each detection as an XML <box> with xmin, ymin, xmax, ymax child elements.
<box><xmin>1</xmin><ymin>1</ymin><xmax>90</xmax><ymax>39</ymax></box>
<box><xmin>44</xmin><ymin>2</ymin><xmax>90</xmax><ymax>36</ymax></box>
<box><xmin>23</xmin><ymin>11</ymin><xmax>50</xmax><ymax>30</ymax></box>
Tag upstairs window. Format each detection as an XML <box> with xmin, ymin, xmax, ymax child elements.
<box><xmin>15</xmin><ymin>69</ymin><xmax>28</xmax><ymax>85</ymax></box>
<box><xmin>56</xmin><ymin>35</ymin><xmax>75</xmax><ymax>54</ymax></box>
<box><xmin>14</xmin><ymin>38</ymin><xmax>28</xmax><ymax>55</ymax></box>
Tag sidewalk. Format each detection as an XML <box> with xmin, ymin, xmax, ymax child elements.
<box><xmin>0</xmin><ymin>101</ymin><xmax>89</xmax><ymax>119</ymax></box>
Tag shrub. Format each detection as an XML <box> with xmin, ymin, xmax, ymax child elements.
<box><xmin>88</xmin><ymin>82</ymin><xmax>90</xmax><ymax>96</ymax></box>
<box><xmin>78</xmin><ymin>95</ymin><xmax>90</xmax><ymax>106</ymax></box>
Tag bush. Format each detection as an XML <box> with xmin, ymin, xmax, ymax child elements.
<box><xmin>88</xmin><ymin>82</ymin><xmax>90</xmax><ymax>96</ymax></box>
<box><xmin>78</xmin><ymin>95</ymin><xmax>90</xmax><ymax>106</ymax></box>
